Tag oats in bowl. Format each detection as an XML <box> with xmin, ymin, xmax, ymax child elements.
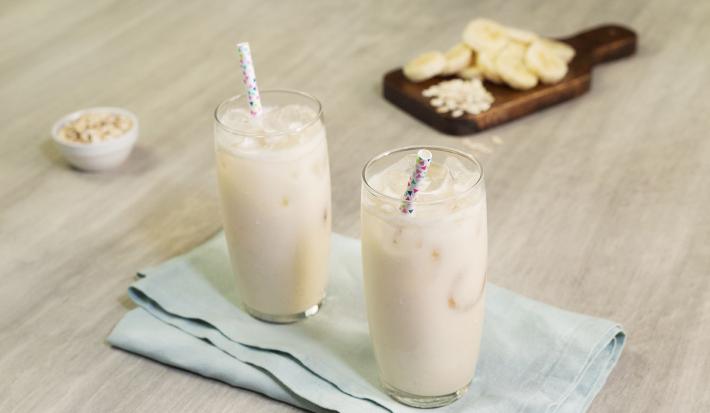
<box><xmin>51</xmin><ymin>107</ymin><xmax>139</xmax><ymax>171</ymax></box>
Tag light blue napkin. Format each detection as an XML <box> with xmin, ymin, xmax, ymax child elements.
<box><xmin>108</xmin><ymin>232</ymin><xmax>625</xmax><ymax>412</ymax></box>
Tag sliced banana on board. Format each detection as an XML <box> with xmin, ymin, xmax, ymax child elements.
<box><xmin>442</xmin><ymin>43</ymin><xmax>473</xmax><ymax>75</ymax></box>
<box><xmin>457</xmin><ymin>64</ymin><xmax>483</xmax><ymax>80</ymax></box>
<box><xmin>403</xmin><ymin>51</ymin><xmax>446</xmax><ymax>82</ymax></box>
<box><xmin>525</xmin><ymin>40</ymin><xmax>568</xmax><ymax>84</ymax></box>
<box><xmin>496</xmin><ymin>45</ymin><xmax>538</xmax><ymax>90</ymax></box>
<box><xmin>539</xmin><ymin>38</ymin><xmax>576</xmax><ymax>63</ymax></box>
<box><xmin>462</xmin><ymin>18</ymin><xmax>509</xmax><ymax>54</ymax></box>
<box><xmin>402</xmin><ymin>18</ymin><xmax>576</xmax><ymax>93</ymax></box>
<box><xmin>476</xmin><ymin>51</ymin><xmax>503</xmax><ymax>84</ymax></box>
<box><xmin>501</xmin><ymin>41</ymin><xmax>527</xmax><ymax>59</ymax></box>
<box><xmin>505</xmin><ymin>26</ymin><xmax>539</xmax><ymax>44</ymax></box>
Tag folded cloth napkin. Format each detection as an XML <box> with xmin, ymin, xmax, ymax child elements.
<box><xmin>108</xmin><ymin>232</ymin><xmax>625</xmax><ymax>413</ymax></box>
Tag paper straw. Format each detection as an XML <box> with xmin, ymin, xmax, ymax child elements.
<box><xmin>236</xmin><ymin>42</ymin><xmax>262</xmax><ymax>117</ymax></box>
<box><xmin>400</xmin><ymin>149</ymin><xmax>433</xmax><ymax>215</ymax></box>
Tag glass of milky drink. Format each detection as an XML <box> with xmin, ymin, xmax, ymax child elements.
<box><xmin>214</xmin><ymin>90</ymin><xmax>331</xmax><ymax>323</ymax></box>
<box><xmin>361</xmin><ymin>146</ymin><xmax>487</xmax><ymax>408</ymax></box>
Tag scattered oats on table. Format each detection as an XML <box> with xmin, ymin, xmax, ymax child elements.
<box><xmin>462</xmin><ymin>139</ymin><xmax>493</xmax><ymax>154</ymax></box>
<box><xmin>422</xmin><ymin>78</ymin><xmax>494</xmax><ymax>116</ymax></box>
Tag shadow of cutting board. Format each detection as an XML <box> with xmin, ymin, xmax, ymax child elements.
<box><xmin>383</xmin><ymin>24</ymin><xmax>637</xmax><ymax>136</ymax></box>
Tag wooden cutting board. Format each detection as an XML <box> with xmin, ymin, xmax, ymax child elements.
<box><xmin>383</xmin><ymin>24</ymin><xmax>637</xmax><ymax>136</ymax></box>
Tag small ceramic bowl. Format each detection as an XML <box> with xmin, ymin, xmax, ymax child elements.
<box><xmin>51</xmin><ymin>107</ymin><xmax>139</xmax><ymax>171</ymax></box>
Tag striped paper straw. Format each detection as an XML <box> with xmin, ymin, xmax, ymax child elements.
<box><xmin>400</xmin><ymin>149</ymin><xmax>433</xmax><ymax>215</ymax></box>
<box><xmin>236</xmin><ymin>42</ymin><xmax>262</xmax><ymax>117</ymax></box>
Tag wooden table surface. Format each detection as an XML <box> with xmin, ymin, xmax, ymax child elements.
<box><xmin>1</xmin><ymin>0</ymin><xmax>709</xmax><ymax>412</ymax></box>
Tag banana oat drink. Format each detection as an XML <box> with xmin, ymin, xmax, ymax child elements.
<box><xmin>361</xmin><ymin>147</ymin><xmax>487</xmax><ymax>408</ymax></box>
<box><xmin>214</xmin><ymin>90</ymin><xmax>331</xmax><ymax>323</ymax></box>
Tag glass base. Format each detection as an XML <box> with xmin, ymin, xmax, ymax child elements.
<box><xmin>382</xmin><ymin>381</ymin><xmax>469</xmax><ymax>408</ymax></box>
<box><xmin>244</xmin><ymin>299</ymin><xmax>323</xmax><ymax>324</ymax></box>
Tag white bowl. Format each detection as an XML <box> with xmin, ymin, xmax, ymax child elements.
<box><xmin>51</xmin><ymin>107</ymin><xmax>139</xmax><ymax>171</ymax></box>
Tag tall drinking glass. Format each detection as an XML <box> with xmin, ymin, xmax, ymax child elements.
<box><xmin>361</xmin><ymin>146</ymin><xmax>487</xmax><ymax>407</ymax></box>
<box><xmin>214</xmin><ymin>90</ymin><xmax>331</xmax><ymax>323</ymax></box>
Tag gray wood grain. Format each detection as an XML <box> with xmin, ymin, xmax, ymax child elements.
<box><xmin>1</xmin><ymin>0</ymin><xmax>709</xmax><ymax>411</ymax></box>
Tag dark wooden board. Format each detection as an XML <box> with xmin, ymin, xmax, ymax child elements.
<box><xmin>383</xmin><ymin>24</ymin><xmax>637</xmax><ymax>135</ymax></box>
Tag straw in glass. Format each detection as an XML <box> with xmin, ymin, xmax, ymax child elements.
<box><xmin>236</xmin><ymin>42</ymin><xmax>262</xmax><ymax>117</ymax></box>
<box><xmin>400</xmin><ymin>149</ymin><xmax>433</xmax><ymax>215</ymax></box>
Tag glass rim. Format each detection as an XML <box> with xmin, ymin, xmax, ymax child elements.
<box><xmin>361</xmin><ymin>145</ymin><xmax>485</xmax><ymax>206</ymax></box>
<box><xmin>214</xmin><ymin>89</ymin><xmax>323</xmax><ymax>137</ymax></box>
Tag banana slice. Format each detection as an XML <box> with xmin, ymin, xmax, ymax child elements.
<box><xmin>496</xmin><ymin>45</ymin><xmax>538</xmax><ymax>90</ymax></box>
<box><xmin>462</xmin><ymin>18</ymin><xmax>508</xmax><ymax>54</ymax></box>
<box><xmin>458</xmin><ymin>65</ymin><xmax>483</xmax><ymax>80</ymax></box>
<box><xmin>540</xmin><ymin>38</ymin><xmax>575</xmax><ymax>63</ymax></box>
<box><xmin>505</xmin><ymin>26</ymin><xmax>539</xmax><ymax>44</ymax></box>
<box><xmin>442</xmin><ymin>43</ymin><xmax>473</xmax><ymax>75</ymax></box>
<box><xmin>403</xmin><ymin>51</ymin><xmax>446</xmax><ymax>82</ymax></box>
<box><xmin>476</xmin><ymin>51</ymin><xmax>502</xmax><ymax>84</ymax></box>
<box><xmin>525</xmin><ymin>40</ymin><xmax>568</xmax><ymax>83</ymax></box>
<box><xmin>502</xmin><ymin>41</ymin><xmax>527</xmax><ymax>59</ymax></box>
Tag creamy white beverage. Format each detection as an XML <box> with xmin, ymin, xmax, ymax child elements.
<box><xmin>361</xmin><ymin>147</ymin><xmax>487</xmax><ymax>407</ymax></box>
<box><xmin>214</xmin><ymin>91</ymin><xmax>331</xmax><ymax>323</ymax></box>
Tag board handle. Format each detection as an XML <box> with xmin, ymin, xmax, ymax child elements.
<box><xmin>562</xmin><ymin>24</ymin><xmax>637</xmax><ymax>65</ymax></box>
